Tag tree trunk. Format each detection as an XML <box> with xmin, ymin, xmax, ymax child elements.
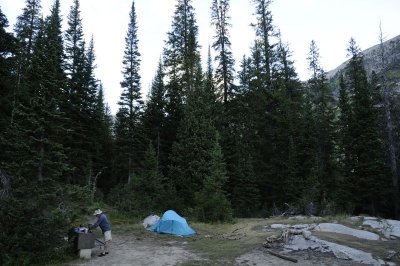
<box><xmin>378</xmin><ymin>25</ymin><xmax>399</xmax><ymax>218</ymax></box>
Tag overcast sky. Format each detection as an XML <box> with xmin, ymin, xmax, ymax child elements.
<box><xmin>2</xmin><ymin>0</ymin><xmax>400</xmax><ymax>114</ymax></box>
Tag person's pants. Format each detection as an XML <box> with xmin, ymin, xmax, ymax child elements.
<box><xmin>103</xmin><ymin>231</ymin><xmax>112</xmax><ymax>253</ymax></box>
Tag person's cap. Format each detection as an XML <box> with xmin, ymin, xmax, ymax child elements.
<box><xmin>93</xmin><ymin>209</ymin><xmax>103</xmax><ymax>215</ymax></box>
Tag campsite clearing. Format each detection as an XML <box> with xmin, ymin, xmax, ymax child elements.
<box><xmin>67</xmin><ymin>216</ymin><xmax>400</xmax><ymax>265</ymax></box>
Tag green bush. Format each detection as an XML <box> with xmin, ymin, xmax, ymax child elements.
<box><xmin>0</xmin><ymin>179</ymin><xmax>91</xmax><ymax>265</ymax></box>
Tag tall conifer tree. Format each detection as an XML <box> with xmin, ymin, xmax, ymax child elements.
<box><xmin>142</xmin><ymin>60</ymin><xmax>167</xmax><ymax>173</ymax></box>
<box><xmin>306</xmin><ymin>40</ymin><xmax>336</xmax><ymax>200</ymax></box>
<box><xmin>251</xmin><ymin>0</ymin><xmax>275</xmax><ymax>89</ymax></box>
<box><xmin>0</xmin><ymin>8</ymin><xmax>18</xmax><ymax>132</ymax></box>
<box><xmin>163</xmin><ymin>0</ymin><xmax>201</xmax><ymax>168</ymax></box>
<box><xmin>345</xmin><ymin>38</ymin><xmax>390</xmax><ymax>215</ymax></box>
<box><xmin>211</xmin><ymin>0</ymin><xmax>235</xmax><ymax>106</ymax></box>
<box><xmin>169</xmin><ymin>74</ymin><xmax>232</xmax><ymax>221</ymax></box>
<box><xmin>63</xmin><ymin>0</ymin><xmax>93</xmax><ymax>184</ymax></box>
<box><xmin>12</xmin><ymin>0</ymin><xmax>42</xmax><ymax>123</ymax></box>
<box><xmin>115</xmin><ymin>0</ymin><xmax>143</xmax><ymax>184</ymax></box>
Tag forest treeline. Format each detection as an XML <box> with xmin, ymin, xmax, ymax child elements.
<box><xmin>1</xmin><ymin>0</ymin><xmax>399</xmax><ymax>264</ymax></box>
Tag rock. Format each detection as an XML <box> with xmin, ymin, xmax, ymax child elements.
<box><xmin>270</xmin><ymin>224</ymin><xmax>288</xmax><ymax>229</ymax></box>
<box><xmin>350</xmin><ymin>216</ymin><xmax>362</xmax><ymax>221</ymax></box>
<box><xmin>284</xmin><ymin>235</ymin><xmax>379</xmax><ymax>265</ymax></box>
<box><xmin>386</xmin><ymin>250</ymin><xmax>398</xmax><ymax>260</ymax></box>
<box><xmin>316</xmin><ymin>223</ymin><xmax>380</xmax><ymax>240</ymax></box>
<box><xmin>362</xmin><ymin>217</ymin><xmax>400</xmax><ymax>239</ymax></box>
<box><xmin>333</xmin><ymin>249</ymin><xmax>350</xmax><ymax>260</ymax></box>
<box><xmin>302</xmin><ymin>230</ymin><xmax>312</xmax><ymax>240</ymax></box>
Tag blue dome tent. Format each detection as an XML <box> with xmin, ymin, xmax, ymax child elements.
<box><xmin>149</xmin><ymin>210</ymin><xmax>196</xmax><ymax>236</ymax></box>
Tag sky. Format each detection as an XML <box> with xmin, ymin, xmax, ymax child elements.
<box><xmin>2</xmin><ymin>0</ymin><xmax>400</xmax><ymax>114</ymax></box>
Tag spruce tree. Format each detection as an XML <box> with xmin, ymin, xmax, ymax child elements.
<box><xmin>251</xmin><ymin>0</ymin><xmax>275</xmax><ymax>89</ymax></box>
<box><xmin>63</xmin><ymin>0</ymin><xmax>92</xmax><ymax>184</ymax></box>
<box><xmin>133</xmin><ymin>142</ymin><xmax>164</xmax><ymax>213</ymax></box>
<box><xmin>169</xmin><ymin>77</ymin><xmax>232</xmax><ymax>221</ymax></box>
<box><xmin>12</xmin><ymin>0</ymin><xmax>42</xmax><ymax>123</ymax></box>
<box><xmin>14</xmin><ymin>0</ymin><xmax>42</xmax><ymax>59</ymax></box>
<box><xmin>211</xmin><ymin>0</ymin><xmax>235</xmax><ymax>106</ymax></box>
<box><xmin>162</xmin><ymin>0</ymin><xmax>201</xmax><ymax>165</ymax></box>
<box><xmin>114</xmin><ymin>0</ymin><xmax>143</xmax><ymax>184</ymax></box>
<box><xmin>142</xmin><ymin>60</ymin><xmax>167</xmax><ymax>173</ymax></box>
<box><xmin>336</xmin><ymin>73</ymin><xmax>355</xmax><ymax>211</ymax></box>
<box><xmin>194</xmin><ymin>132</ymin><xmax>233</xmax><ymax>222</ymax></box>
<box><xmin>91</xmin><ymin>84</ymin><xmax>115</xmax><ymax>194</ymax></box>
<box><xmin>345</xmin><ymin>38</ymin><xmax>390</xmax><ymax>215</ymax></box>
<box><xmin>306</xmin><ymin>40</ymin><xmax>336</xmax><ymax>202</ymax></box>
<box><xmin>221</xmin><ymin>53</ymin><xmax>261</xmax><ymax>217</ymax></box>
<box><xmin>0</xmin><ymin>16</ymin><xmax>75</xmax><ymax>265</ymax></box>
<box><xmin>0</xmin><ymin>8</ymin><xmax>18</xmax><ymax>132</ymax></box>
<box><xmin>265</xmin><ymin>40</ymin><xmax>306</xmax><ymax>209</ymax></box>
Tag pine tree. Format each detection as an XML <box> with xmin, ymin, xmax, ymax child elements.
<box><xmin>4</xmin><ymin>12</ymin><xmax>68</xmax><ymax>182</ymax></box>
<box><xmin>251</xmin><ymin>0</ymin><xmax>276</xmax><ymax>89</ymax></box>
<box><xmin>133</xmin><ymin>142</ymin><xmax>164</xmax><ymax>213</ymax></box>
<box><xmin>12</xmin><ymin>0</ymin><xmax>42</xmax><ymax>123</ymax></box>
<box><xmin>44</xmin><ymin>0</ymin><xmax>64</xmax><ymax>91</ymax></box>
<box><xmin>336</xmin><ymin>73</ymin><xmax>355</xmax><ymax>211</ymax></box>
<box><xmin>14</xmin><ymin>0</ymin><xmax>42</xmax><ymax>59</ymax></box>
<box><xmin>0</xmin><ymin>7</ymin><xmax>18</xmax><ymax>132</ymax></box>
<box><xmin>168</xmin><ymin>73</ymin><xmax>232</xmax><ymax>220</ymax></box>
<box><xmin>265</xmin><ymin>39</ymin><xmax>306</xmax><ymax>209</ymax></box>
<box><xmin>142</xmin><ymin>60</ymin><xmax>167</xmax><ymax>173</ymax></box>
<box><xmin>114</xmin><ymin>0</ymin><xmax>144</xmax><ymax>184</ymax></box>
<box><xmin>83</xmin><ymin>37</ymin><xmax>99</xmax><ymax>114</ymax></box>
<box><xmin>0</xmin><ymin>16</ymin><xmax>76</xmax><ymax>265</ymax></box>
<box><xmin>162</xmin><ymin>0</ymin><xmax>202</xmax><ymax>164</ymax></box>
<box><xmin>248</xmin><ymin>40</ymin><xmax>264</xmax><ymax>91</ymax></box>
<box><xmin>306</xmin><ymin>40</ymin><xmax>336</xmax><ymax>202</ymax></box>
<box><xmin>90</xmin><ymin>84</ymin><xmax>115</xmax><ymax>194</ymax></box>
<box><xmin>194</xmin><ymin>132</ymin><xmax>232</xmax><ymax>222</ymax></box>
<box><xmin>211</xmin><ymin>0</ymin><xmax>235</xmax><ymax>106</ymax></box>
<box><xmin>220</xmin><ymin>53</ymin><xmax>262</xmax><ymax>217</ymax></box>
<box><xmin>204</xmin><ymin>46</ymin><xmax>222</xmax><ymax>119</ymax></box>
<box><xmin>236</xmin><ymin>55</ymin><xmax>252</xmax><ymax>95</ymax></box>
<box><xmin>345</xmin><ymin>38</ymin><xmax>390</xmax><ymax>215</ymax></box>
<box><xmin>63</xmin><ymin>0</ymin><xmax>92</xmax><ymax>184</ymax></box>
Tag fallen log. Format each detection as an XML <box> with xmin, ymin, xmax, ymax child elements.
<box><xmin>266</xmin><ymin>249</ymin><xmax>298</xmax><ymax>263</ymax></box>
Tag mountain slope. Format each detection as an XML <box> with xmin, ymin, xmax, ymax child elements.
<box><xmin>327</xmin><ymin>34</ymin><xmax>400</xmax><ymax>86</ymax></box>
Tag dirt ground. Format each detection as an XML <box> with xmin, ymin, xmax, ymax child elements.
<box><xmin>67</xmin><ymin>234</ymin><xmax>200</xmax><ymax>266</ymax></box>
<box><xmin>66</xmin><ymin>218</ymin><xmax>398</xmax><ymax>266</ymax></box>
<box><xmin>67</xmin><ymin>234</ymin><xmax>365</xmax><ymax>266</ymax></box>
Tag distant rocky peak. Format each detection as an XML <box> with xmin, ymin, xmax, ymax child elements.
<box><xmin>327</xmin><ymin>34</ymin><xmax>400</xmax><ymax>82</ymax></box>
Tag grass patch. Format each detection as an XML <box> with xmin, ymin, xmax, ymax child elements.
<box><xmin>184</xmin><ymin>219</ymin><xmax>268</xmax><ymax>264</ymax></box>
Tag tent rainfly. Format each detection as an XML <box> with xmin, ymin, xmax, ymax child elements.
<box><xmin>149</xmin><ymin>210</ymin><xmax>196</xmax><ymax>236</ymax></box>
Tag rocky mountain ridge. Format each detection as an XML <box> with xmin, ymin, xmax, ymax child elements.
<box><xmin>327</xmin><ymin>34</ymin><xmax>400</xmax><ymax>87</ymax></box>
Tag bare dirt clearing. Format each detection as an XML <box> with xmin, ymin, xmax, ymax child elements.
<box><xmin>67</xmin><ymin>217</ymin><xmax>399</xmax><ymax>266</ymax></box>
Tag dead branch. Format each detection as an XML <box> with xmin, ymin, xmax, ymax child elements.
<box><xmin>266</xmin><ymin>249</ymin><xmax>298</xmax><ymax>263</ymax></box>
<box><xmin>232</xmin><ymin>227</ymin><xmax>244</xmax><ymax>233</ymax></box>
<box><xmin>220</xmin><ymin>232</ymin><xmax>246</xmax><ymax>240</ymax></box>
